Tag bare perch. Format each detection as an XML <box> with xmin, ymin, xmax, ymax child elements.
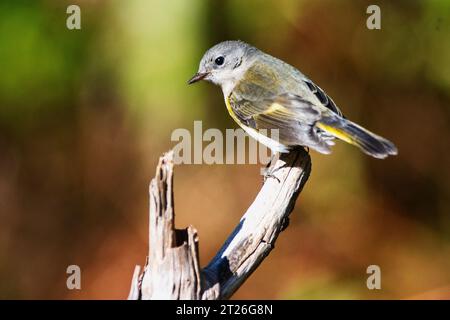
<box><xmin>128</xmin><ymin>148</ymin><xmax>311</xmax><ymax>300</ymax></box>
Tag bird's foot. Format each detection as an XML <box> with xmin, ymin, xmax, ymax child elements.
<box><xmin>262</xmin><ymin>166</ymin><xmax>281</xmax><ymax>183</ymax></box>
<box><xmin>261</xmin><ymin>152</ymin><xmax>284</xmax><ymax>183</ymax></box>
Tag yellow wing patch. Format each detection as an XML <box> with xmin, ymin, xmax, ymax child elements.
<box><xmin>316</xmin><ymin>122</ymin><xmax>354</xmax><ymax>145</ymax></box>
<box><xmin>263</xmin><ymin>102</ymin><xmax>287</xmax><ymax>115</ymax></box>
<box><xmin>225</xmin><ymin>98</ymin><xmax>290</xmax><ymax>124</ymax></box>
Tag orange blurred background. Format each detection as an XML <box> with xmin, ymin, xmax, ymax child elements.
<box><xmin>0</xmin><ymin>0</ymin><xmax>449</xmax><ymax>299</ymax></box>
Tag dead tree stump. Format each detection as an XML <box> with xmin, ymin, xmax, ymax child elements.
<box><xmin>128</xmin><ymin>148</ymin><xmax>311</xmax><ymax>300</ymax></box>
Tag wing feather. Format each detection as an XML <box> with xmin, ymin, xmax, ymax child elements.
<box><xmin>303</xmin><ymin>79</ymin><xmax>344</xmax><ymax>117</ymax></box>
<box><xmin>228</xmin><ymin>92</ymin><xmax>326</xmax><ymax>147</ymax></box>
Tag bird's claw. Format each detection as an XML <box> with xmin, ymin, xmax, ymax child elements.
<box><xmin>262</xmin><ymin>167</ymin><xmax>281</xmax><ymax>183</ymax></box>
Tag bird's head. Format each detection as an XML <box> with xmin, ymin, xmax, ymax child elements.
<box><xmin>188</xmin><ymin>40</ymin><xmax>256</xmax><ymax>91</ymax></box>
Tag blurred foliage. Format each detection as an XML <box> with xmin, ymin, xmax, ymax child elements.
<box><xmin>0</xmin><ymin>0</ymin><xmax>449</xmax><ymax>299</ymax></box>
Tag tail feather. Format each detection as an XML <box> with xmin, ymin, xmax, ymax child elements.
<box><xmin>316</xmin><ymin>117</ymin><xmax>398</xmax><ymax>159</ymax></box>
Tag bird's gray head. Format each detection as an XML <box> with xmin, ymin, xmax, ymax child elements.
<box><xmin>188</xmin><ymin>40</ymin><xmax>256</xmax><ymax>89</ymax></box>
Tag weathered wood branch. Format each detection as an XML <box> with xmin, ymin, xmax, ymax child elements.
<box><xmin>128</xmin><ymin>148</ymin><xmax>311</xmax><ymax>300</ymax></box>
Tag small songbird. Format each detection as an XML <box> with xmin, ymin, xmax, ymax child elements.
<box><xmin>188</xmin><ymin>40</ymin><xmax>397</xmax><ymax>159</ymax></box>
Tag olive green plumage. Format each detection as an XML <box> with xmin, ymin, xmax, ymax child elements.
<box><xmin>189</xmin><ymin>40</ymin><xmax>397</xmax><ymax>159</ymax></box>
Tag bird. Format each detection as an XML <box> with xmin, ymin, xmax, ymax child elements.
<box><xmin>188</xmin><ymin>40</ymin><xmax>397</xmax><ymax>159</ymax></box>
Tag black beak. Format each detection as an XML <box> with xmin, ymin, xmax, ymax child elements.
<box><xmin>188</xmin><ymin>72</ymin><xmax>208</xmax><ymax>84</ymax></box>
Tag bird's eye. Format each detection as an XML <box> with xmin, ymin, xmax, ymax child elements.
<box><xmin>215</xmin><ymin>56</ymin><xmax>225</xmax><ymax>66</ymax></box>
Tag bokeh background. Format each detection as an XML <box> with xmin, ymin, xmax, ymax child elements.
<box><xmin>0</xmin><ymin>0</ymin><xmax>449</xmax><ymax>299</ymax></box>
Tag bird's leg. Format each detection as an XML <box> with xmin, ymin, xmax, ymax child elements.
<box><xmin>261</xmin><ymin>152</ymin><xmax>281</xmax><ymax>183</ymax></box>
<box><xmin>261</xmin><ymin>146</ymin><xmax>309</xmax><ymax>183</ymax></box>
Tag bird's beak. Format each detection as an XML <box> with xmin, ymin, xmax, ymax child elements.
<box><xmin>188</xmin><ymin>72</ymin><xmax>209</xmax><ymax>84</ymax></box>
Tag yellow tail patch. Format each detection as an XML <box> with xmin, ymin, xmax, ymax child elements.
<box><xmin>316</xmin><ymin>122</ymin><xmax>355</xmax><ymax>145</ymax></box>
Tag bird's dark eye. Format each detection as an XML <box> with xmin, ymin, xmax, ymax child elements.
<box><xmin>215</xmin><ymin>56</ymin><xmax>224</xmax><ymax>66</ymax></box>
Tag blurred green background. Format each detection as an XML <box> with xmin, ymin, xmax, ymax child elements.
<box><xmin>0</xmin><ymin>0</ymin><xmax>449</xmax><ymax>299</ymax></box>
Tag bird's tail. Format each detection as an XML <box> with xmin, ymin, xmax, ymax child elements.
<box><xmin>316</xmin><ymin>116</ymin><xmax>398</xmax><ymax>159</ymax></box>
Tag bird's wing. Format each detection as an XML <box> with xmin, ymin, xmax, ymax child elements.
<box><xmin>229</xmin><ymin>92</ymin><xmax>320</xmax><ymax>125</ymax></box>
<box><xmin>302</xmin><ymin>78</ymin><xmax>344</xmax><ymax>117</ymax></box>
<box><xmin>227</xmin><ymin>91</ymin><xmax>324</xmax><ymax>146</ymax></box>
<box><xmin>240</xmin><ymin>54</ymin><xmax>344</xmax><ymax>117</ymax></box>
